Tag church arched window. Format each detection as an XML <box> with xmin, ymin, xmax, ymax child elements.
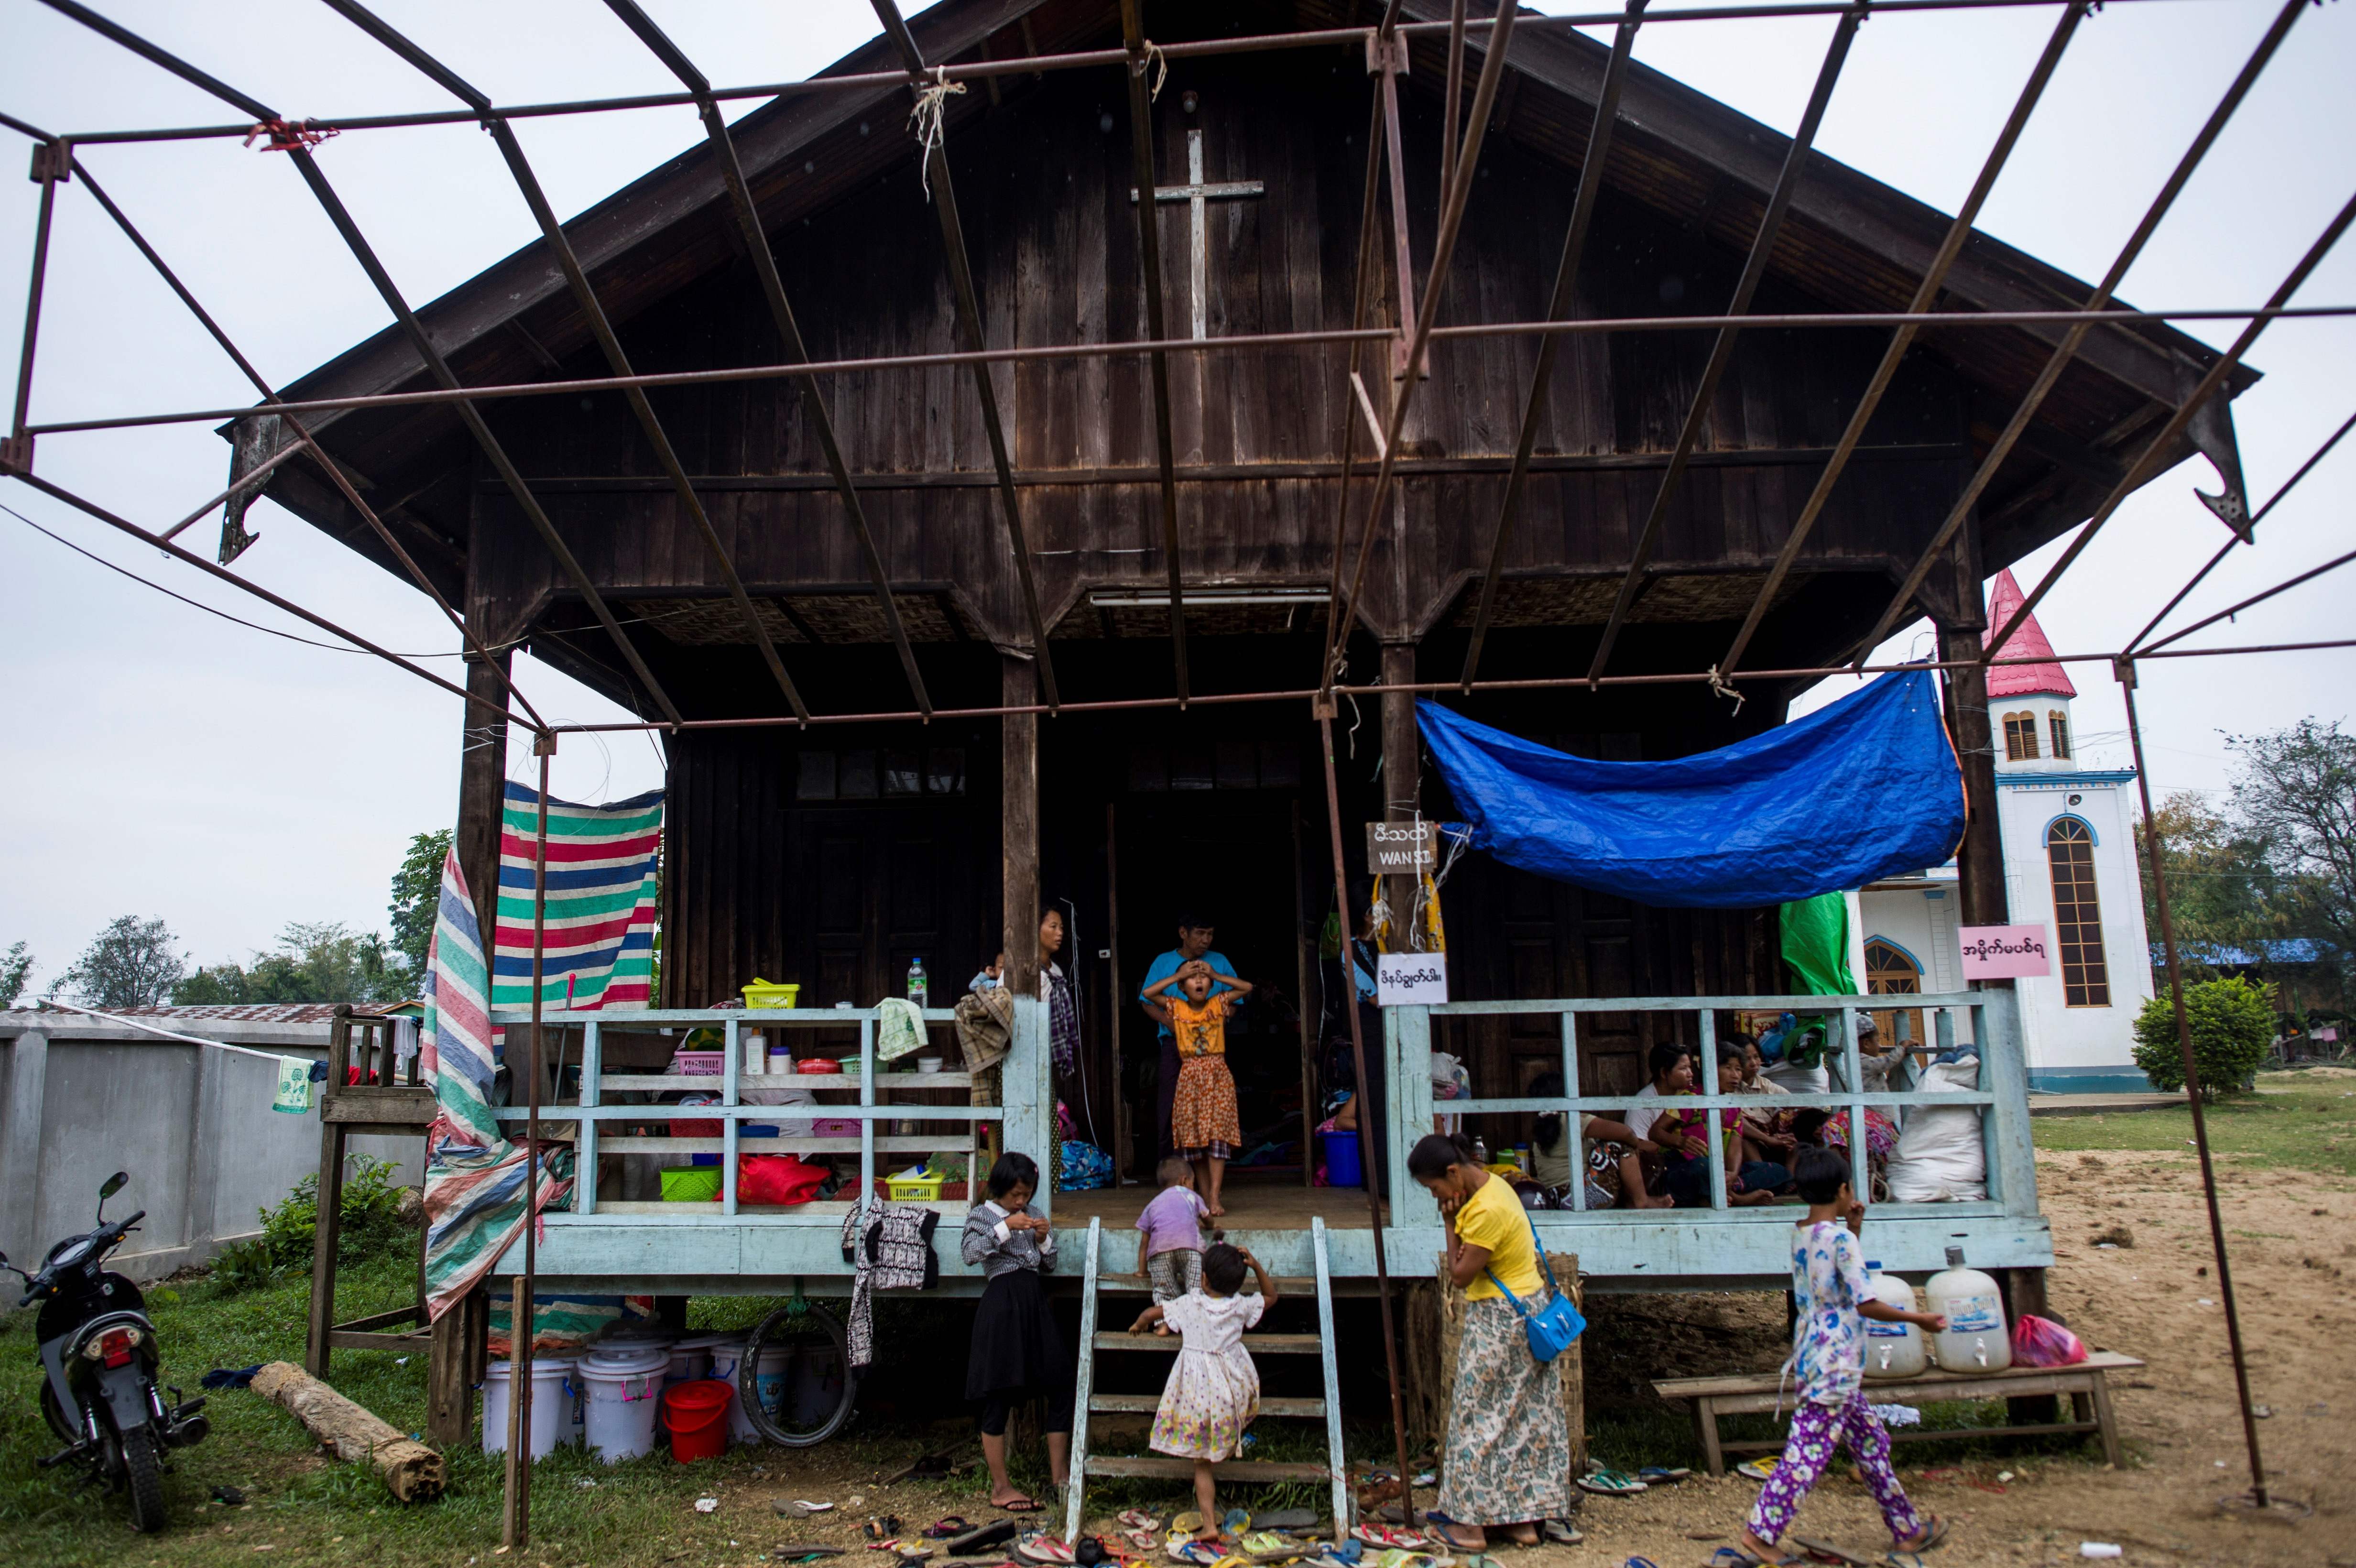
<box><xmin>2003</xmin><ymin>712</ymin><xmax>2040</xmax><ymax>761</ymax></box>
<box><xmin>2046</xmin><ymin>818</ymin><xmax>2109</xmax><ymax>1006</ymax></box>
<box><xmin>2048</xmin><ymin>712</ymin><xmax>2071</xmax><ymax>761</ymax></box>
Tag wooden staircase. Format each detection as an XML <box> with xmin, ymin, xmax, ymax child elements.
<box><xmin>1062</xmin><ymin>1217</ymin><xmax>1350</xmax><ymax>1542</ymax></box>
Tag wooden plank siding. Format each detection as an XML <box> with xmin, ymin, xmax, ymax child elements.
<box><xmin>451</xmin><ymin>49</ymin><xmax>1974</xmax><ymax>677</ymax></box>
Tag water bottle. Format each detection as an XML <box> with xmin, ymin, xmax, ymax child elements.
<box><xmin>906</xmin><ymin>957</ymin><xmax>927</xmax><ymax>1007</ymax></box>
<box><xmin>1861</xmin><ymin>1260</ymin><xmax>1929</xmax><ymax>1379</ymax></box>
<box><xmin>1925</xmin><ymin>1245</ymin><xmax>2011</xmax><ymax>1372</ymax></box>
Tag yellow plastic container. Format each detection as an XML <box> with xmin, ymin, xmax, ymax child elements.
<box><xmin>741</xmin><ymin>979</ymin><xmax>801</xmax><ymax>1009</ymax></box>
<box><xmin>884</xmin><ymin>1170</ymin><xmax>946</xmax><ymax>1202</ymax></box>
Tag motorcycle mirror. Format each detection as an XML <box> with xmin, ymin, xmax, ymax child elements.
<box><xmin>98</xmin><ymin>1171</ymin><xmax>128</xmax><ymax>1220</ymax></box>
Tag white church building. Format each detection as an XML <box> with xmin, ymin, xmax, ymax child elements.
<box><xmin>1857</xmin><ymin>570</ymin><xmax>2156</xmax><ymax>1092</ymax></box>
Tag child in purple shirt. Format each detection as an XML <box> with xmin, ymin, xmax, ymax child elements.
<box><xmin>1137</xmin><ymin>1156</ymin><xmax>1213</xmax><ymax>1311</ymax></box>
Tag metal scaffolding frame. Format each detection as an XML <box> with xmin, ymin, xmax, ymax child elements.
<box><xmin>7</xmin><ymin>0</ymin><xmax>2348</xmax><ymax>1539</ymax></box>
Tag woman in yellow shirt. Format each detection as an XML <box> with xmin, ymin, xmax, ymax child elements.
<box><xmin>1407</xmin><ymin>1132</ymin><xmax>1573</xmax><ymax>1552</ymax></box>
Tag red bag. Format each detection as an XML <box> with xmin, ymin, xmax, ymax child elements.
<box><xmin>2010</xmin><ymin>1313</ymin><xmax>2087</xmax><ymax>1367</ymax></box>
<box><xmin>737</xmin><ymin>1154</ymin><xmax>828</xmax><ymax>1206</ymax></box>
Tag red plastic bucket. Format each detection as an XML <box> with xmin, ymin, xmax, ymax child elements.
<box><xmin>662</xmin><ymin>1379</ymin><xmax>733</xmax><ymax>1461</ymax></box>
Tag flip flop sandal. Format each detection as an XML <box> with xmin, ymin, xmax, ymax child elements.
<box><xmin>998</xmin><ymin>1496</ymin><xmax>1047</xmax><ymax>1515</ymax></box>
<box><xmin>924</xmin><ymin>1518</ymin><xmax>972</xmax><ymax>1540</ymax></box>
<box><xmin>1418</xmin><ymin>1515</ymin><xmax>1483</xmax><ymax>1554</ymax></box>
<box><xmin>1705</xmin><ymin>1551</ymin><xmax>1801</xmax><ymax>1568</ymax></box>
<box><xmin>1224</xmin><ymin>1510</ymin><xmax>1254</xmax><ymax>1537</ymax></box>
<box><xmin>1636</xmin><ymin>1466</ymin><xmax>1691</xmax><ymax>1486</ymax></box>
<box><xmin>1173</xmin><ymin>1514</ymin><xmax>1208</xmax><ymax>1537</ymax></box>
<box><xmin>1540</xmin><ymin>1521</ymin><xmax>1582</xmax><ymax>1546</ymax></box>
<box><xmin>1623</xmin><ymin>1557</ymin><xmax>1661</xmax><ymax>1568</ymax></box>
<box><xmin>892</xmin><ymin>1547</ymin><xmax>935</xmax><ymax>1563</ymax></box>
<box><xmin>1903</xmin><ymin>1517</ymin><xmax>1950</xmax><ymax>1554</ymax></box>
<box><xmin>1350</xmin><ymin>1528</ymin><xmax>1428</xmax><ymax>1551</ymax></box>
<box><xmin>866</xmin><ymin>1518</ymin><xmax>906</xmax><ymax>1541</ymax></box>
<box><xmin>1241</xmin><ymin>1533</ymin><xmax>1296</xmax><ymax>1559</ymax></box>
<box><xmin>1574</xmin><ymin>1469</ymin><xmax>1647</xmax><ymax>1496</ymax></box>
<box><xmin>1168</xmin><ymin>1543</ymin><xmax>1223</xmax><ymax>1567</ymax></box>
<box><xmin>1119</xmin><ymin>1513</ymin><xmax>1164</xmax><ymax>1533</ymax></box>
<box><xmin>1017</xmin><ymin>1534</ymin><xmax>1077</xmax><ymax>1565</ymax></box>
<box><xmin>1734</xmin><ymin>1457</ymin><xmax>1781</xmax><ymax>1482</ymax></box>
<box><xmin>1785</xmin><ymin>1542</ymin><xmax>1873</xmax><ymax>1567</ymax></box>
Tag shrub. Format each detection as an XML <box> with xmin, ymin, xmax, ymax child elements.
<box><xmin>212</xmin><ymin>1154</ymin><xmax>411</xmax><ymax>1295</ymax></box>
<box><xmin>2132</xmin><ymin>977</ymin><xmax>2275</xmax><ymax>1100</ymax></box>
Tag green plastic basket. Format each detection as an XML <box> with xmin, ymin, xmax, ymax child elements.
<box><xmin>659</xmin><ymin>1165</ymin><xmax>722</xmax><ymax>1203</ymax></box>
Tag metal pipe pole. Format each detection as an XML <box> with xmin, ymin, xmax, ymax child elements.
<box><xmin>2116</xmin><ymin>662</ymin><xmax>2268</xmax><ymax>1509</ymax></box>
<box><xmin>1315</xmin><ymin>699</ymin><xmax>1416</xmax><ymax>1524</ymax></box>
<box><xmin>503</xmin><ymin>741</ymin><xmax>552</xmax><ymax>1548</ymax></box>
<box><xmin>4</xmin><ymin>139</ymin><xmax>65</xmax><ymax>472</ymax></box>
<box><xmin>2125</xmin><ymin>403</ymin><xmax>2356</xmax><ymax>653</ymax></box>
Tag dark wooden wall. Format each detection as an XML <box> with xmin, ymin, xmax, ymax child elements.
<box><xmin>463</xmin><ymin>48</ymin><xmax>1970</xmax><ymax>667</ymax></box>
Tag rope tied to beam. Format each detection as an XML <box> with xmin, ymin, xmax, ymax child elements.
<box><xmin>1133</xmin><ymin>39</ymin><xmax>1168</xmax><ymax>101</ymax></box>
<box><xmin>242</xmin><ymin>118</ymin><xmax>338</xmax><ymax>153</ymax></box>
<box><xmin>906</xmin><ymin>65</ymin><xmax>965</xmax><ymax>202</ymax></box>
<box><xmin>1705</xmin><ymin>663</ymin><xmax>1747</xmax><ymax>715</ymax></box>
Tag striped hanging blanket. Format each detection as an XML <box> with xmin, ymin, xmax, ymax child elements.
<box><xmin>419</xmin><ymin>850</ymin><xmax>571</xmax><ymax>1321</ymax></box>
<box><xmin>492</xmin><ymin>783</ymin><xmax>663</xmax><ymax>1012</ymax></box>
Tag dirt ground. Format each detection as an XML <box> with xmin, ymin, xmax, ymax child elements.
<box><xmin>669</xmin><ymin>1142</ymin><xmax>2356</xmax><ymax>1568</ymax></box>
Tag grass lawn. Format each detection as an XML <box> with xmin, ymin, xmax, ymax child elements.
<box><xmin>2030</xmin><ymin>1068</ymin><xmax>2356</xmax><ymax>1179</ymax></box>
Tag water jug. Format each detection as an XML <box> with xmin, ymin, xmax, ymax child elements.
<box><xmin>1925</xmin><ymin>1246</ymin><xmax>2010</xmax><ymax>1372</ymax></box>
<box><xmin>1860</xmin><ymin>1261</ymin><xmax>1928</xmax><ymax>1379</ymax></box>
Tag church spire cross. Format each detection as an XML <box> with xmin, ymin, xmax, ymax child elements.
<box><xmin>1132</xmin><ymin>128</ymin><xmax>1265</xmax><ymax>340</ymax></box>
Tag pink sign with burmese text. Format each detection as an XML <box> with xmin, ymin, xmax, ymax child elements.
<box><xmin>1958</xmin><ymin>924</ymin><xmax>2052</xmax><ymax>979</ymax></box>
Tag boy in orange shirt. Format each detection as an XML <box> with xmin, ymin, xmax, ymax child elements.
<box><xmin>1140</xmin><ymin>963</ymin><xmax>1256</xmax><ymax>1216</ymax></box>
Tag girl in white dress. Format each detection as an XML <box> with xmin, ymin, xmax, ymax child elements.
<box><xmin>1128</xmin><ymin>1242</ymin><xmax>1277</xmax><ymax>1538</ymax></box>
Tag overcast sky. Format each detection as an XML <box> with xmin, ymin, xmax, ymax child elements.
<box><xmin>1</xmin><ymin>0</ymin><xmax>2350</xmax><ymax>988</ymax></box>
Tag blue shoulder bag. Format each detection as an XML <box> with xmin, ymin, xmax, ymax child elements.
<box><xmin>1482</xmin><ymin>1207</ymin><xmax>1587</xmax><ymax>1363</ymax></box>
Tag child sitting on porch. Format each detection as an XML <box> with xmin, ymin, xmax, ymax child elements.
<box><xmin>1128</xmin><ymin>1241</ymin><xmax>1276</xmax><ymax>1542</ymax></box>
<box><xmin>1525</xmin><ymin>1071</ymin><xmax>1673</xmax><ymax>1209</ymax></box>
<box><xmin>1140</xmin><ymin>964</ymin><xmax>1257</xmax><ymax>1217</ymax></box>
<box><xmin>1138</xmin><ymin>1156</ymin><xmax>1213</xmax><ymax>1310</ymax></box>
<box><xmin>1732</xmin><ymin>1147</ymin><xmax>1949</xmax><ymax>1566</ymax></box>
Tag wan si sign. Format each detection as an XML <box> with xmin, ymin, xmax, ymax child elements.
<box><xmin>1958</xmin><ymin>924</ymin><xmax>2052</xmax><ymax>979</ymax></box>
<box><xmin>1365</xmin><ymin>821</ymin><xmax>1437</xmax><ymax>874</ymax></box>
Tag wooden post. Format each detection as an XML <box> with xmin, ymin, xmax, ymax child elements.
<box><xmin>1380</xmin><ymin>642</ymin><xmax>1422</xmax><ymax>944</ymax></box>
<box><xmin>1003</xmin><ymin>656</ymin><xmax>1042</xmax><ymax>1187</ymax></box>
<box><xmin>456</xmin><ymin>645</ymin><xmax>513</xmax><ymax>913</ymax></box>
<box><xmin>305</xmin><ymin>1006</ymin><xmax>353</xmax><ymax>1378</ymax></box>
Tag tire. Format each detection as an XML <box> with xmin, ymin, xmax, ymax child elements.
<box><xmin>738</xmin><ymin>1302</ymin><xmax>856</xmax><ymax>1448</ymax></box>
<box><xmin>37</xmin><ymin>1380</ymin><xmax>77</xmax><ymax>1444</ymax></box>
<box><xmin>120</xmin><ymin>1425</ymin><xmax>166</xmax><ymax>1534</ymax></box>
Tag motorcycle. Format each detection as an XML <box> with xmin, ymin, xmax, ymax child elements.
<box><xmin>3</xmin><ymin>1171</ymin><xmax>209</xmax><ymax>1532</ymax></box>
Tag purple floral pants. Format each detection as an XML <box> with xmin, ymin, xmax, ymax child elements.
<box><xmin>1748</xmin><ymin>1394</ymin><xmax>1922</xmax><ymax>1545</ymax></box>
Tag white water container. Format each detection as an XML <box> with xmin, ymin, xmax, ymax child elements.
<box><xmin>703</xmin><ymin>1337</ymin><xmax>759</xmax><ymax>1443</ymax></box>
<box><xmin>1860</xmin><ymin>1262</ymin><xmax>1928</xmax><ymax>1379</ymax></box>
<box><xmin>579</xmin><ymin>1344</ymin><xmax>670</xmax><ymax>1463</ymax></box>
<box><xmin>538</xmin><ymin>1353</ymin><xmax>583</xmax><ymax>1446</ymax></box>
<box><xmin>481</xmin><ymin>1357</ymin><xmax>570</xmax><ymax>1459</ymax></box>
<box><xmin>1925</xmin><ymin>1246</ymin><xmax>2011</xmax><ymax>1372</ymax></box>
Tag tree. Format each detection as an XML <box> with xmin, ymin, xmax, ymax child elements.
<box><xmin>175</xmin><ymin>921</ymin><xmax>400</xmax><ymax>1005</ymax></box>
<box><xmin>0</xmin><ymin>941</ymin><xmax>33</xmax><ymax>1008</ymax></box>
<box><xmin>387</xmin><ymin>829</ymin><xmax>451</xmax><ymax>994</ymax></box>
<box><xmin>2134</xmin><ymin>791</ymin><xmax>2285</xmax><ymax>971</ymax></box>
<box><xmin>61</xmin><ymin>917</ymin><xmax>185</xmax><ymax>1009</ymax></box>
<box><xmin>2228</xmin><ymin>719</ymin><xmax>2356</xmax><ymax>972</ymax></box>
<box><xmin>2132</xmin><ymin>976</ymin><xmax>2275</xmax><ymax>1100</ymax></box>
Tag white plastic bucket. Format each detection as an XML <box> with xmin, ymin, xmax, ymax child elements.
<box><xmin>579</xmin><ymin>1345</ymin><xmax>669</xmax><ymax>1463</ymax></box>
<box><xmin>705</xmin><ymin>1337</ymin><xmax>758</xmax><ymax>1444</ymax></box>
<box><xmin>538</xmin><ymin>1354</ymin><xmax>583</xmax><ymax>1446</ymax></box>
<box><xmin>664</xmin><ymin>1344</ymin><xmax>712</xmax><ymax>1389</ymax></box>
<box><xmin>481</xmin><ymin>1357</ymin><xmax>570</xmax><ymax>1459</ymax></box>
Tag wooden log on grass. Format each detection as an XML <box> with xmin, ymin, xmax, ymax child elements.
<box><xmin>250</xmin><ymin>1361</ymin><xmax>447</xmax><ymax>1502</ymax></box>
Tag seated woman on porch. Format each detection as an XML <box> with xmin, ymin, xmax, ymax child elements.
<box><xmin>1524</xmin><ymin>1071</ymin><xmax>1672</xmax><ymax>1210</ymax></box>
<box><xmin>961</xmin><ymin>1152</ymin><xmax>1071</xmax><ymax>1512</ymax></box>
<box><xmin>1409</xmin><ymin>1132</ymin><xmax>1574</xmax><ymax>1551</ymax></box>
<box><xmin>1628</xmin><ymin>1045</ymin><xmax>1780</xmax><ymax>1208</ymax></box>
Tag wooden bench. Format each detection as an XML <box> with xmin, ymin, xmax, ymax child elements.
<box><xmin>1654</xmin><ymin>1351</ymin><xmax>2143</xmax><ymax>1475</ymax></box>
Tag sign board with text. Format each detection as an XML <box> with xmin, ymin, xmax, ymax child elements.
<box><xmin>1365</xmin><ymin>821</ymin><xmax>1438</xmax><ymax>875</ymax></box>
<box><xmin>1377</xmin><ymin>951</ymin><xmax>1449</xmax><ymax>1007</ymax></box>
<box><xmin>1958</xmin><ymin>924</ymin><xmax>2052</xmax><ymax>979</ymax></box>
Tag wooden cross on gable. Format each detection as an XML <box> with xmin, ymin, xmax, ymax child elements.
<box><xmin>1132</xmin><ymin>128</ymin><xmax>1265</xmax><ymax>340</ymax></box>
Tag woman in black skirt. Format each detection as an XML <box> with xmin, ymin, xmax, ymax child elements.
<box><xmin>960</xmin><ymin>1152</ymin><xmax>1071</xmax><ymax>1511</ymax></box>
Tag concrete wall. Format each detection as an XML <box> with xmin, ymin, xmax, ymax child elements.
<box><xmin>0</xmin><ymin>1014</ymin><xmax>421</xmax><ymax>1282</ymax></box>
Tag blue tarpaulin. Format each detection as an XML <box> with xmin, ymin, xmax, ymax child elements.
<box><xmin>1417</xmin><ymin>670</ymin><xmax>1964</xmax><ymax>909</ymax></box>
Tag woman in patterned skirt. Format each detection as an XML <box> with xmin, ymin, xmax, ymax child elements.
<box><xmin>1408</xmin><ymin>1132</ymin><xmax>1573</xmax><ymax>1552</ymax></box>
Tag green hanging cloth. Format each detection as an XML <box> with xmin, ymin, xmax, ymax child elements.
<box><xmin>1779</xmin><ymin>892</ymin><xmax>1853</xmax><ymax>997</ymax></box>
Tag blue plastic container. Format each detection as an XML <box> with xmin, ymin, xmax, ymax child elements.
<box><xmin>1322</xmin><ymin>1128</ymin><xmax>1363</xmax><ymax>1188</ymax></box>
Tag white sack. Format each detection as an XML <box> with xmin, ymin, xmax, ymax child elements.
<box><xmin>1885</xmin><ymin>1056</ymin><xmax>1986</xmax><ymax>1202</ymax></box>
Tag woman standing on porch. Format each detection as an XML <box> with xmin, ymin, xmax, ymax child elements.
<box><xmin>1409</xmin><ymin>1132</ymin><xmax>1573</xmax><ymax>1551</ymax></box>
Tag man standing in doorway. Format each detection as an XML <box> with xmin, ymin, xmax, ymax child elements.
<box><xmin>1139</xmin><ymin>913</ymin><xmax>1239</xmax><ymax>1159</ymax></box>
